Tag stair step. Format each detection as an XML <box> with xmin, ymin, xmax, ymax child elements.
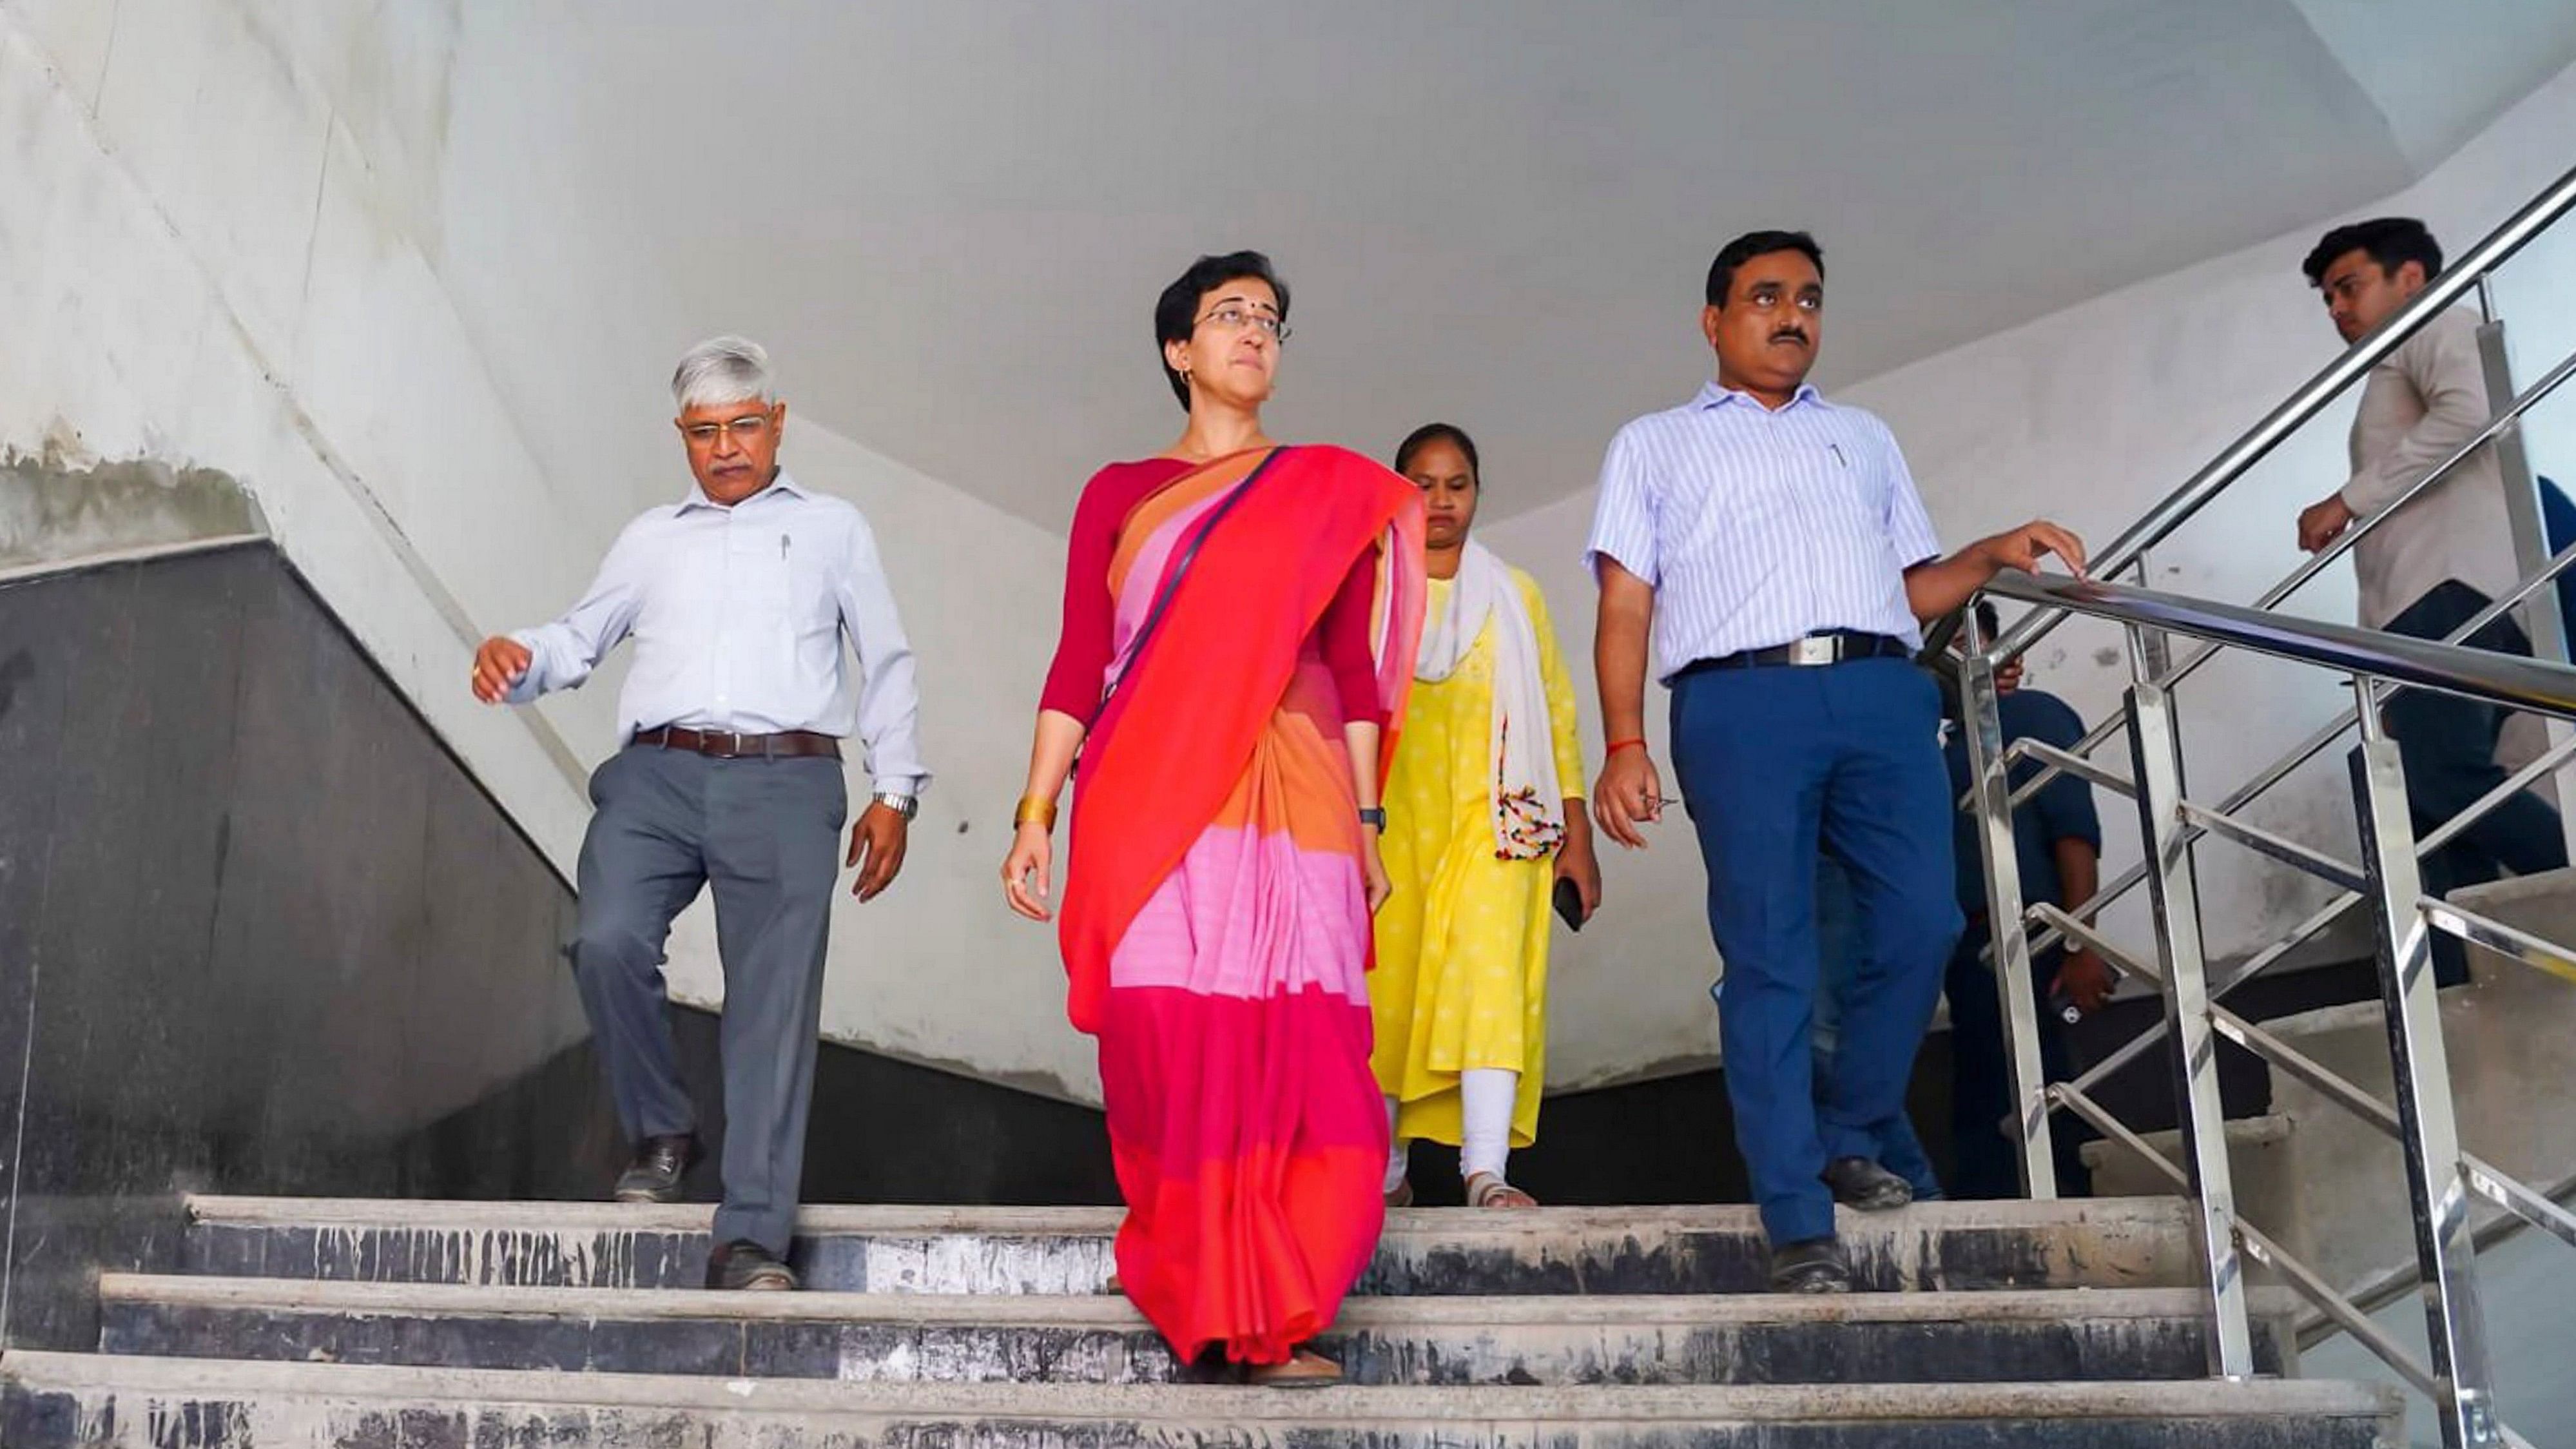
<box><xmin>96</xmin><ymin>1276</ymin><xmax>2296</xmax><ymax>1386</ymax></box>
<box><xmin>0</xmin><ymin>1350</ymin><xmax>2399</xmax><ymax>1448</ymax></box>
<box><xmin>182</xmin><ymin>1195</ymin><xmax>2202</xmax><ymax>1295</ymax></box>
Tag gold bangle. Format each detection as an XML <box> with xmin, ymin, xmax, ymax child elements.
<box><xmin>1014</xmin><ymin>795</ymin><xmax>1059</xmax><ymax>831</ymax></box>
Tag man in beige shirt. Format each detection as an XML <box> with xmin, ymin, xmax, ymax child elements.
<box><xmin>2295</xmin><ymin>217</ymin><xmax>2564</xmax><ymax>984</ymax></box>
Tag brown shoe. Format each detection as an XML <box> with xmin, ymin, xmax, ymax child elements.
<box><xmin>1245</xmin><ymin>1348</ymin><xmax>1342</xmax><ymax>1388</ymax></box>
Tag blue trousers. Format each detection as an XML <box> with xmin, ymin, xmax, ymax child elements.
<box><xmin>1811</xmin><ymin>859</ymin><xmax>1941</xmax><ymax>1199</ymax></box>
<box><xmin>1671</xmin><ymin>657</ymin><xmax>1963</xmax><ymax>1245</ymax></box>
<box><xmin>2381</xmin><ymin>581</ymin><xmax>2567</xmax><ymax>986</ymax></box>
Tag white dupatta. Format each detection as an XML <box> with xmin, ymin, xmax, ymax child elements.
<box><xmin>1416</xmin><ymin>541</ymin><xmax>1565</xmax><ymax>859</ymax></box>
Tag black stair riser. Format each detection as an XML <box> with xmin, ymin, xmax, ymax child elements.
<box><xmin>99</xmin><ymin>1301</ymin><xmax>2289</xmax><ymax>1386</ymax></box>
<box><xmin>183</xmin><ymin>1223</ymin><xmax>2178</xmax><ymax>1296</ymax></box>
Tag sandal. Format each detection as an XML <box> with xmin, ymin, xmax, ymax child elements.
<box><xmin>1464</xmin><ymin>1171</ymin><xmax>1538</xmax><ymax>1209</ymax></box>
<box><xmin>1244</xmin><ymin>1348</ymin><xmax>1342</xmax><ymax>1388</ymax></box>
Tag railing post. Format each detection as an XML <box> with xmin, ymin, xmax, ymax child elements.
<box><xmin>2469</xmin><ymin>293</ymin><xmax>2576</xmax><ymax>868</ymax></box>
<box><xmin>1960</xmin><ymin>606</ymin><xmax>2058</xmax><ymax>1199</ymax></box>
<box><xmin>2123</xmin><ymin>646</ymin><xmax>2256</xmax><ymax>1377</ymax></box>
<box><xmin>2349</xmin><ymin>686</ymin><xmax>2501</xmax><ymax>1449</ymax></box>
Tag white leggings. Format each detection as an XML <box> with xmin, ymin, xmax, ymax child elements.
<box><xmin>1386</xmin><ymin>1069</ymin><xmax>1519</xmax><ymax>1189</ymax></box>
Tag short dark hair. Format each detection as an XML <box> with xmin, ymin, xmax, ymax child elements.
<box><xmin>1154</xmin><ymin>251</ymin><xmax>1289</xmax><ymax>411</ymax></box>
<box><xmin>1393</xmin><ymin>422</ymin><xmax>1480</xmax><ymax>482</ymax></box>
<box><xmin>2303</xmin><ymin>217</ymin><xmax>2442</xmax><ymax>289</ymax></box>
<box><xmin>1707</xmin><ymin>231</ymin><xmax>1824</xmax><ymax>307</ymax></box>
<box><xmin>1975</xmin><ymin>599</ymin><xmax>2002</xmax><ymax>640</ymax></box>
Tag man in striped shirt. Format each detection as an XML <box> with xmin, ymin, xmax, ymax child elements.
<box><xmin>1585</xmin><ymin>231</ymin><xmax>2084</xmax><ymax>1292</ymax></box>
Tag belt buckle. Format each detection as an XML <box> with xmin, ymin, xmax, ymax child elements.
<box><xmin>1788</xmin><ymin>636</ymin><xmax>1839</xmax><ymax>666</ymax></box>
<box><xmin>712</xmin><ymin>730</ymin><xmax>744</xmax><ymax>759</ymax></box>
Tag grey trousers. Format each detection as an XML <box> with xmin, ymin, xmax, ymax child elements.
<box><xmin>571</xmin><ymin>743</ymin><xmax>846</xmax><ymax>1257</ymax></box>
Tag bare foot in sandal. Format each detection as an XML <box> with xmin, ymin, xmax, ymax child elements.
<box><xmin>1465</xmin><ymin>1171</ymin><xmax>1538</xmax><ymax>1208</ymax></box>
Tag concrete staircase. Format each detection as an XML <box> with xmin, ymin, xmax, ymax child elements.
<box><xmin>0</xmin><ymin>1194</ymin><xmax>2399</xmax><ymax>1446</ymax></box>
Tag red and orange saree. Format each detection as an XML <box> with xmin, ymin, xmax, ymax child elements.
<box><xmin>1059</xmin><ymin>444</ymin><xmax>1426</xmax><ymax>1366</ymax></box>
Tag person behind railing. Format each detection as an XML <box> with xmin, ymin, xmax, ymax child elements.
<box><xmin>1585</xmin><ymin>229</ymin><xmax>2087</xmax><ymax>1293</ymax></box>
<box><xmin>1939</xmin><ymin>599</ymin><xmax>2103</xmax><ymax>1199</ymax></box>
<box><xmin>2292</xmin><ymin>217</ymin><xmax>2567</xmax><ymax>985</ymax></box>
<box><xmin>1373</xmin><ymin>423</ymin><xmax>1602</xmax><ymax>1212</ymax></box>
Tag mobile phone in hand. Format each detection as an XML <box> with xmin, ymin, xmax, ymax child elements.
<box><xmin>1553</xmin><ymin>876</ymin><xmax>1585</xmax><ymax>932</ymax></box>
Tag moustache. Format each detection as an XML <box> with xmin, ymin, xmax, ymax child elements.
<box><xmin>1770</xmin><ymin>329</ymin><xmax>1811</xmax><ymax>345</ymax></box>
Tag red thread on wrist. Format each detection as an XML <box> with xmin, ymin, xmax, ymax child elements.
<box><xmin>1606</xmin><ymin>738</ymin><xmax>1648</xmax><ymax>758</ymax></box>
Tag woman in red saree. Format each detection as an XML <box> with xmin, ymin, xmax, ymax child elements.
<box><xmin>1001</xmin><ymin>252</ymin><xmax>1426</xmax><ymax>1385</ymax></box>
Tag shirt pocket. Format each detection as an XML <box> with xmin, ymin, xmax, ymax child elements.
<box><xmin>729</xmin><ymin>529</ymin><xmax>796</xmax><ymax>627</ymax></box>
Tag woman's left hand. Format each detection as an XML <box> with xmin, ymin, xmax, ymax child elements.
<box><xmin>1556</xmin><ymin>806</ymin><xmax>1603</xmax><ymax>924</ymax></box>
<box><xmin>1361</xmin><ymin>830</ymin><xmax>1393</xmax><ymax>915</ymax></box>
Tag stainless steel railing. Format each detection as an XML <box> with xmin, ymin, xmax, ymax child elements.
<box><xmin>1962</xmin><ymin>568</ymin><xmax>2576</xmax><ymax>1449</ymax></box>
<box><xmin>1951</xmin><ymin>160</ymin><xmax>2576</xmax><ymax>668</ymax></box>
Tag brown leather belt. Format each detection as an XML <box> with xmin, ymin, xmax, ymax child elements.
<box><xmin>632</xmin><ymin>726</ymin><xmax>842</xmax><ymax>761</ymax></box>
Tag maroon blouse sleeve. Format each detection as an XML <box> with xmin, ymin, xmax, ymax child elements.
<box><xmin>1319</xmin><ymin>540</ymin><xmax>1388</xmax><ymax>727</ymax></box>
<box><xmin>1038</xmin><ymin>468</ymin><xmax>1130</xmax><ymax>723</ymax></box>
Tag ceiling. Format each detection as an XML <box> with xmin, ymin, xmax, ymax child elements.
<box><xmin>434</xmin><ymin>0</ymin><xmax>2576</xmax><ymax>528</ymax></box>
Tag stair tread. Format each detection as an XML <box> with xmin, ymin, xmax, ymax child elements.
<box><xmin>0</xmin><ymin>1349</ymin><xmax>2394</xmax><ymax>1422</ymax></box>
<box><xmin>182</xmin><ymin>1193</ymin><xmax>2191</xmax><ymax>1236</ymax></box>
<box><xmin>100</xmin><ymin>1274</ymin><xmax>2297</xmax><ymax>1327</ymax></box>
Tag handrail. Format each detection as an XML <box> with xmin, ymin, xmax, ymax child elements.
<box><xmin>1984</xmin><ymin>572</ymin><xmax>2576</xmax><ymax>717</ymax></box>
<box><xmin>1956</xmin><ymin>326</ymin><xmax>2576</xmax><ymax>822</ymax></box>
<box><xmin>1984</xmin><ymin>160</ymin><xmax>2576</xmax><ymax>665</ymax></box>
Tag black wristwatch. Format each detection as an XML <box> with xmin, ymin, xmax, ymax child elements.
<box><xmin>1358</xmin><ymin>807</ymin><xmax>1388</xmax><ymax>833</ymax></box>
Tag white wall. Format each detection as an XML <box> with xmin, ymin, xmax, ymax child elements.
<box><xmin>12</xmin><ymin>0</ymin><xmax>2574</xmax><ymax>1103</ymax></box>
<box><xmin>1487</xmin><ymin>60</ymin><xmax>2576</xmax><ymax>1089</ymax></box>
<box><xmin>0</xmin><ymin>0</ymin><xmax>1101</xmax><ymax>1104</ymax></box>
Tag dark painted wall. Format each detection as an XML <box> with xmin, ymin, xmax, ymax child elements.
<box><xmin>0</xmin><ymin>543</ymin><xmax>602</xmax><ymax>1348</ymax></box>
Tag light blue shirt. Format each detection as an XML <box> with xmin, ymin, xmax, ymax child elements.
<box><xmin>1584</xmin><ymin>381</ymin><xmax>1942</xmax><ymax>681</ymax></box>
<box><xmin>508</xmin><ymin>471</ymin><xmax>929</xmax><ymax>793</ymax></box>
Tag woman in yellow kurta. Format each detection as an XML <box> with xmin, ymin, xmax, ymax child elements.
<box><xmin>1376</xmin><ymin>423</ymin><xmax>1600</xmax><ymax>1209</ymax></box>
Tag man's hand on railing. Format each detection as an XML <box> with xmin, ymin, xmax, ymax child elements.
<box><xmin>1973</xmin><ymin>521</ymin><xmax>2090</xmax><ymax>580</ymax></box>
<box><xmin>1908</xmin><ymin>521</ymin><xmax>2090</xmax><ymax>623</ymax></box>
<box><xmin>2297</xmin><ymin>492</ymin><xmax>2357</xmax><ymax>554</ymax></box>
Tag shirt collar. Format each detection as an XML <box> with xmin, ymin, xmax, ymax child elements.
<box><xmin>677</xmin><ymin>469</ymin><xmax>806</xmax><ymax>514</ymax></box>
<box><xmin>1694</xmin><ymin>379</ymin><xmax>1823</xmax><ymax>413</ymax></box>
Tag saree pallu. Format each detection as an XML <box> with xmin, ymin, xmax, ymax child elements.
<box><xmin>1060</xmin><ymin>445</ymin><xmax>1426</xmax><ymax>1366</ymax></box>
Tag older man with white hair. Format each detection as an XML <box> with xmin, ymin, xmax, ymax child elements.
<box><xmin>472</xmin><ymin>336</ymin><xmax>927</xmax><ymax>1290</ymax></box>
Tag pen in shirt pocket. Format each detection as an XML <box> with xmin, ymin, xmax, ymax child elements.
<box><xmin>1826</xmin><ymin>442</ymin><xmax>1847</xmax><ymax>468</ymax></box>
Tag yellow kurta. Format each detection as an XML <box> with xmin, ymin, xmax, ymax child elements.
<box><xmin>1373</xmin><ymin>569</ymin><xmax>1586</xmax><ymax>1149</ymax></box>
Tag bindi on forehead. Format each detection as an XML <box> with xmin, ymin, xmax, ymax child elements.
<box><xmin>1206</xmin><ymin>288</ymin><xmax>1280</xmax><ymax>315</ymax></box>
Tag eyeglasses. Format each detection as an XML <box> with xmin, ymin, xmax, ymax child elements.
<box><xmin>681</xmin><ymin>414</ymin><xmax>773</xmax><ymax>446</ymax></box>
<box><xmin>1195</xmin><ymin>304</ymin><xmax>1292</xmax><ymax>342</ymax></box>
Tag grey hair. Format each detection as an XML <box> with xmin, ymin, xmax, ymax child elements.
<box><xmin>670</xmin><ymin>336</ymin><xmax>775</xmax><ymax>411</ymax></box>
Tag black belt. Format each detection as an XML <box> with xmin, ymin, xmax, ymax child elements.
<box><xmin>631</xmin><ymin>726</ymin><xmax>842</xmax><ymax>761</ymax></box>
<box><xmin>1678</xmin><ymin>630</ymin><xmax>1913</xmax><ymax>676</ymax></box>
